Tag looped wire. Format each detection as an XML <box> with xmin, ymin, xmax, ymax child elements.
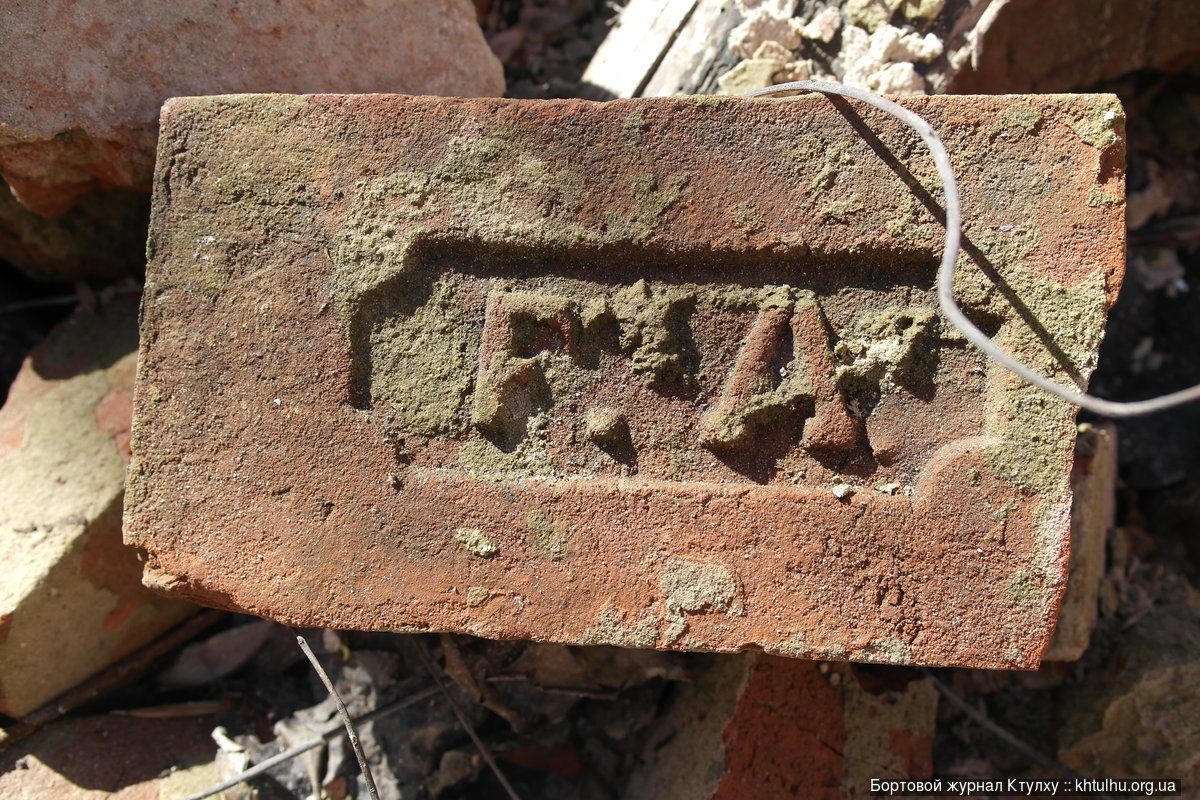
<box><xmin>744</xmin><ymin>80</ymin><xmax>1200</xmax><ymax>418</ymax></box>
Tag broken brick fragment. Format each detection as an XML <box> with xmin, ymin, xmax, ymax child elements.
<box><xmin>624</xmin><ymin>653</ymin><xmax>936</xmax><ymax>799</ymax></box>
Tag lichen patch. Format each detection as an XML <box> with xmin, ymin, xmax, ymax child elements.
<box><xmin>833</xmin><ymin>306</ymin><xmax>940</xmax><ymax>394</ymax></box>
<box><xmin>454</xmin><ymin>527</ymin><xmax>497</xmax><ymax>558</ymax></box>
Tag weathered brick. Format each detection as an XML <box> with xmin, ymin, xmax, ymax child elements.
<box><xmin>127</xmin><ymin>93</ymin><xmax>1126</xmax><ymax>669</ymax></box>
<box><xmin>0</xmin><ymin>300</ymin><xmax>195</xmax><ymax>717</ymax></box>
<box><xmin>624</xmin><ymin>653</ymin><xmax>936</xmax><ymax>799</ymax></box>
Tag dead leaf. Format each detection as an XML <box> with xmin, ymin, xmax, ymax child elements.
<box><xmin>504</xmin><ymin>644</ymin><xmax>603</xmax><ymax>693</ymax></box>
<box><xmin>156</xmin><ymin>619</ymin><xmax>277</xmax><ymax>687</ymax></box>
<box><xmin>571</xmin><ymin>646</ymin><xmax>691</xmax><ymax>689</ymax></box>
<box><xmin>439</xmin><ymin>634</ymin><xmax>524</xmax><ymax>732</ymax></box>
<box><xmin>427</xmin><ymin>749</ymin><xmax>482</xmax><ymax>797</ymax></box>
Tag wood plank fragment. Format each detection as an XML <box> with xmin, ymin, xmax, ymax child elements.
<box><xmin>578</xmin><ymin>0</ymin><xmax>699</xmax><ymax>99</ymax></box>
<box><xmin>641</xmin><ymin>0</ymin><xmax>743</xmax><ymax>97</ymax></box>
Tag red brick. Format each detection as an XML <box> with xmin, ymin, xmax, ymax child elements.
<box><xmin>127</xmin><ymin>93</ymin><xmax>1126</xmax><ymax>669</ymax></box>
<box><xmin>625</xmin><ymin>653</ymin><xmax>936</xmax><ymax>799</ymax></box>
<box><xmin>948</xmin><ymin>0</ymin><xmax>1200</xmax><ymax>94</ymax></box>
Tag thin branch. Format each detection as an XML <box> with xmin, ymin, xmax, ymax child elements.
<box><xmin>183</xmin><ymin>685</ymin><xmax>440</xmax><ymax>800</ymax></box>
<box><xmin>0</xmin><ymin>283</ymin><xmax>143</xmax><ymax>315</ymax></box>
<box><xmin>113</xmin><ymin>700</ymin><xmax>223</xmax><ymax>719</ymax></box>
<box><xmin>0</xmin><ymin>294</ymin><xmax>80</xmax><ymax>313</ymax></box>
<box><xmin>296</xmin><ymin>634</ymin><xmax>379</xmax><ymax>800</ymax></box>
<box><xmin>485</xmin><ymin>674</ymin><xmax>620</xmax><ymax>701</ymax></box>
<box><xmin>920</xmin><ymin>668</ymin><xmax>1112</xmax><ymax>800</ymax></box>
<box><xmin>410</xmin><ymin>637</ymin><xmax>522</xmax><ymax>800</ymax></box>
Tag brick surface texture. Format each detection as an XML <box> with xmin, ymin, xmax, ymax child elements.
<box><xmin>127</xmin><ymin>93</ymin><xmax>1126</xmax><ymax>669</ymax></box>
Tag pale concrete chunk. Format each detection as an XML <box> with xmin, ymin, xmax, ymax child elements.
<box><xmin>0</xmin><ymin>300</ymin><xmax>194</xmax><ymax>717</ymax></box>
<box><xmin>1045</xmin><ymin>424</ymin><xmax>1116</xmax><ymax>661</ymax></box>
<box><xmin>128</xmin><ymin>93</ymin><xmax>1125</xmax><ymax>669</ymax></box>
<box><xmin>0</xmin><ymin>713</ymin><xmax>217</xmax><ymax>798</ymax></box>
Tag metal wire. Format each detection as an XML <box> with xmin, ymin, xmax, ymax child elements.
<box><xmin>182</xmin><ymin>686</ymin><xmax>441</xmax><ymax>800</ymax></box>
<box><xmin>744</xmin><ymin>80</ymin><xmax>1200</xmax><ymax>418</ymax></box>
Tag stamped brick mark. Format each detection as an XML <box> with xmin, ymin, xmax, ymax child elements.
<box><xmin>127</xmin><ymin>93</ymin><xmax>1125</xmax><ymax>668</ymax></box>
<box><xmin>349</xmin><ymin>241</ymin><xmax>925</xmax><ymax>484</ymax></box>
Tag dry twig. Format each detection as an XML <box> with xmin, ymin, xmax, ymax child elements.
<box><xmin>0</xmin><ymin>283</ymin><xmax>143</xmax><ymax>315</ymax></box>
<box><xmin>920</xmin><ymin>668</ymin><xmax>1112</xmax><ymax>800</ymax></box>
<box><xmin>410</xmin><ymin>637</ymin><xmax>523</xmax><ymax>800</ymax></box>
<box><xmin>296</xmin><ymin>633</ymin><xmax>380</xmax><ymax>800</ymax></box>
